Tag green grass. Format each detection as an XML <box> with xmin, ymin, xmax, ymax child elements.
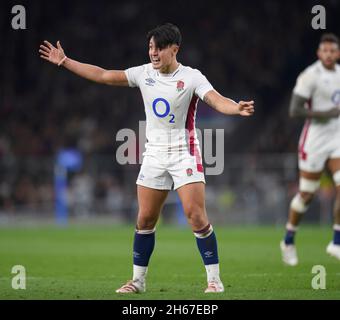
<box><xmin>0</xmin><ymin>224</ymin><xmax>339</xmax><ymax>300</ymax></box>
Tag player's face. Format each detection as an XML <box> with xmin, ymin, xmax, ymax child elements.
<box><xmin>317</xmin><ymin>42</ymin><xmax>340</xmax><ymax>69</ymax></box>
<box><xmin>149</xmin><ymin>37</ymin><xmax>178</xmax><ymax>72</ymax></box>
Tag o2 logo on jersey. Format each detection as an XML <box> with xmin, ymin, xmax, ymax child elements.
<box><xmin>152</xmin><ymin>98</ymin><xmax>175</xmax><ymax>123</ymax></box>
<box><xmin>331</xmin><ymin>90</ymin><xmax>340</xmax><ymax>106</ymax></box>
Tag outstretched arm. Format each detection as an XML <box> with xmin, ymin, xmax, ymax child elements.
<box><xmin>39</xmin><ymin>40</ymin><xmax>129</xmax><ymax>86</ymax></box>
<box><xmin>289</xmin><ymin>93</ymin><xmax>340</xmax><ymax>119</ymax></box>
<box><xmin>203</xmin><ymin>90</ymin><xmax>254</xmax><ymax>116</ymax></box>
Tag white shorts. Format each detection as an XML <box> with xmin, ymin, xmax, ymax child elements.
<box><xmin>136</xmin><ymin>150</ymin><xmax>205</xmax><ymax>190</ymax></box>
<box><xmin>298</xmin><ymin>121</ymin><xmax>340</xmax><ymax>172</ymax></box>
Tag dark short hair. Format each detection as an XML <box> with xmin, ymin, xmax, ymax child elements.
<box><xmin>147</xmin><ymin>23</ymin><xmax>182</xmax><ymax>49</ymax></box>
<box><xmin>320</xmin><ymin>33</ymin><xmax>339</xmax><ymax>46</ymax></box>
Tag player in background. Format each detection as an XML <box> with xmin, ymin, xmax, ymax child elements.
<box><xmin>39</xmin><ymin>23</ymin><xmax>254</xmax><ymax>293</ymax></box>
<box><xmin>280</xmin><ymin>33</ymin><xmax>340</xmax><ymax>266</ymax></box>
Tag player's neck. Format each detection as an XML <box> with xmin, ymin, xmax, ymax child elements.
<box><xmin>321</xmin><ymin>61</ymin><xmax>336</xmax><ymax>71</ymax></box>
<box><xmin>159</xmin><ymin>61</ymin><xmax>180</xmax><ymax>74</ymax></box>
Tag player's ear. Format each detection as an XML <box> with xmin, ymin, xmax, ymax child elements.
<box><xmin>316</xmin><ymin>48</ymin><xmax>321</xmax><ymax>60</ymax></box>
<box><xmin>173</xmin><ymin>45</ymin><xmax>179</xmax><ymax>55</ymax></box>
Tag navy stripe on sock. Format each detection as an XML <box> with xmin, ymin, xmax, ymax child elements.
<box><xmin>195</xmin><ymin>230</ymin><xmax>219</xmax><ymax>265</ymax></box>
<box><xmin>334</xmin><ymin>230</ymin><xmax>340</xmax><ymax>245</ymax></box>
<box><xmin>133</xmin><ymin>231</ymin><xmax>155</xmax><ymax>267</ymax></box>
<box><xmin>284</xmin><ymin>229</ymin><xmax>296</xmax><ymax>245</ymax></box>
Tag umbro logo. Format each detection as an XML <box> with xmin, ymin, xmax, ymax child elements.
<box><xmin>204</xmin><ymin>251</ymin><xmax>213</xmax><ymax>258</ymax></box>
<box><xmin>145</xmin><ymin>78</ymin><xmax>156</xmax><ymax>86</ymax></box>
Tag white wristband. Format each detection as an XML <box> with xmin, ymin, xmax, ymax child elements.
<box><xmin>58</xmin><ymin>56</ymin><xmax>67</xmax><ymax>67</ymax></box>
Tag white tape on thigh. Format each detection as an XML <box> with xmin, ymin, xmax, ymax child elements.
<box><xmin>299</xmin><ymin>177</ymin><xmax>320</xmax><ymax>193</ymax></box>
<box><xmin>290</xmin><ymin>194</ymin><xmax>308</xmax><ymax>213</ymax></box>
<box><xmin>333</xmin><ymin>171</ymin><xmax>340</xmax><ymax>187</ymax></box>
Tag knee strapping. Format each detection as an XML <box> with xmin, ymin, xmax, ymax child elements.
<box><xmin>290</xmin><ymin>194</ymin><xmax>309</xmax><ymax>213</ymax></box>
<box><xmin>333</xmin><ymin>171</ymin><xmax>340</xmax><ymax>187</ymax></box>
<box><xmin>300</xmin><ymin>177</ymin><xmax>320</xmax><ymax>193</ymax></box>
<box><xmin>194</xmin><ymin>224</ymin><xmax>213</xmax><ymax>239</ymax></box>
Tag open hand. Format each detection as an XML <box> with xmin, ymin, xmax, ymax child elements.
<box><xmin>238</xmin><ymin>100</ymin><xmax>255</xmax><ymax>116</ymax></box>
<box><xmin>39</xmin><ymin>40</ymin><xmax>66</xmax><ymax>65</ymax></box>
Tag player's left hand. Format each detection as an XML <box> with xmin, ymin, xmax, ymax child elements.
<box><xmin>238</xmin><ymin>100</ymin><xmax>255</xmax><ymax>116</ymax></box>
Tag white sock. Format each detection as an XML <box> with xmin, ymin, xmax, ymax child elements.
<box><xmin>205</xmin><ymin>263</ymin><xmax>221</xmax><ymax>283</ymax></box>
<box><xmin>333</xmin><ymin>224</ymin><xmax>340</xmax><ymax>231</ymax></box>
<box><xmin>133</xmin><ymin>265</ymin><xmax>148</xmax><ymax>283</ymax></box>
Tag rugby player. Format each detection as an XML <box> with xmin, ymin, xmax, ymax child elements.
<box><xmin>39</xmin><ymin>23</ymin><xmax>255</xmax><ymax>293</ymax></box>
<box><xmin>280</xmin><ymin>33</ymin><xmax>340</xmax><ymax>266</ymax></box>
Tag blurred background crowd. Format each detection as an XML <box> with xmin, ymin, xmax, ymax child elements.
<box><xmin>0</xmin><ymin>0</ymin><xmax>339</xmax><ymax>225</ymax></box>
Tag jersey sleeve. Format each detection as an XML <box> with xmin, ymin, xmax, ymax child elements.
<box><xmin>192</xmin><ymin>70</ymin><xmax>214</xmax><ymax>100</ymax></box>
<box><xmin>124</xmin><ymin>65</ymin><xmax>145</xmax><ymax>88</ymax></box>
<box><xmin>293</xmin><ymin>68</ymin><xmax>317</xmax><ymax>99</ymax></box>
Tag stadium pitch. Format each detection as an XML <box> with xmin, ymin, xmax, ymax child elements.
<box><xmin>0</xmin><ymin>225</ymin><xmax>339</xmax><ymax>300</ymax></box>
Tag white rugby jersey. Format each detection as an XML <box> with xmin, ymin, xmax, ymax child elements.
<box><xmin>293</xmin><ymin>60</ymin><xmax>340</xmax><ymax>130</ymax></box>
<box><xmin>125</xmin><ymin>63</ymin><xmax>213</xmax><ymax>153</ymax></box>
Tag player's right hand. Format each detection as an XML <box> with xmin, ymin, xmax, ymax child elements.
<box><xmin>238</xmin><ymin>100</ymin><xmax>255</xmax><ymax>116</ymax></box>
<box><xmin>39</xmin><ymin>40</ymin><xmax>66</xmax><ymax>65</ymax></box>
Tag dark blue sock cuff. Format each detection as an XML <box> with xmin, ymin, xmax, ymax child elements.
<box><xmin>195</xmin><ymin>230</ymin><xmax>219</xmax><ymax>265</ymax></box>
<box><xmin>334</xmin><ymin>229</ymin><xmax>340</xmax><ymax>245</ymax></box>
<box><xmin>284</xmin><ymin>230</ymin><xmax>296</xmax><ymax>245</ymax></box>
<box><xmin>133</xmin><ymin>230</ymin><xmax>155</xmax><ymax>267</ymax></box>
